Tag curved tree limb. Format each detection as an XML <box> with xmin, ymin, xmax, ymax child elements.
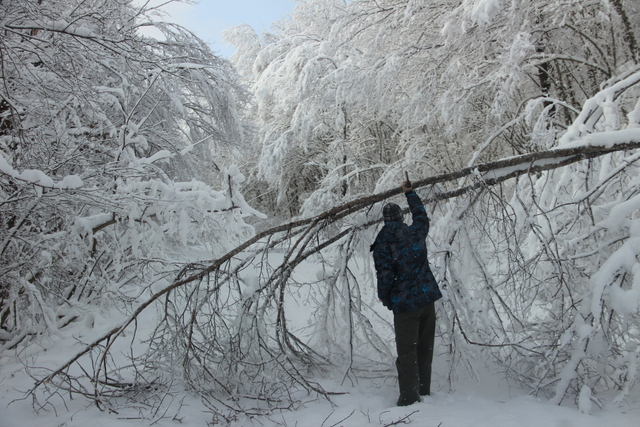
<box><xmin>35</xmin><ymin>136</ymin><xmax>640</xmax><ymax>391</ymax></box>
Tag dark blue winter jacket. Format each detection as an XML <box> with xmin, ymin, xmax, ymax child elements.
<box><xmin>371</xmin><ymin>191</ymin><xmax>442</xmax><ymax>314</ymax></box>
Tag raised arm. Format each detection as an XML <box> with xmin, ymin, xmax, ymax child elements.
<box><xmin>403</xmin><ymin>182</ymin><xmax>429</xmax><ymax>237</ymax></box>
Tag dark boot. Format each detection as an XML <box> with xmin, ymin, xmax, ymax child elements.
<box><xmin>397</xmin><ymin>394</ymin><xmax>422</xmax><ymax>406</ymax></box>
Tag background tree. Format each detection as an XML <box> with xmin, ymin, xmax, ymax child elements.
<box><xmin>224</xmin><ymin>0</ymin><xmax>640</xmax><ymax>411</ymax></box>
<box><xmin>2</xmin><ymin>0</ymin><xmax>639</xmax><ymax>423</ymax></box>
<box><xmin>227</xmin><ymin>0</ymin><xmax>640</xmax><ymax>215</ymax></box>
<box><xmin>0</xmin><ymin>0</ymin><xmax>261</xmax><ymax>349</ymax></box>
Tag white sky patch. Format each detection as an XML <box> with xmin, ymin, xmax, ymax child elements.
<box><xmin>140</xmin><ymin>0</ymin><xmax>297</xmax><ymax>57</ymax></box>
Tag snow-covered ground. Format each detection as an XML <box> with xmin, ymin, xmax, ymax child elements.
<box><xmin>2</xmin><ymin>355</ymin><xmax>639</xmax><ymax>427</ymax></box>
<box><xmin>2</xmin><ymin>307</ymin><xmax>638</xmax><ymax>426</ymax></box>
<box><xmin>1</xmin><ymin>251</ymin><xmax>638</xmax><ymax>426</ymax></box>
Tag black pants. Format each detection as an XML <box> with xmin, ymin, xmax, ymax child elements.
<box><xmin>393</xmin><ymin>302</ymin><xmax>436</xmax><ymax>403</ymax></box>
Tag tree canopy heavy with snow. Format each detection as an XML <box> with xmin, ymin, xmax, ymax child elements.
<box><xmin>223</xmin><ymin>0</ymin><xmax>640</xmax><ymax>413</ymax></box>
<box><xmin>227</xmin><ymin>0</ymin><xmax>639</xmax><ymax>213</ymax></box>
<box><xmin>1</xmin><ymin>0</ymin><xmax>640</xmax><ymax>424</ymax></box>
<box><xmin>0</xmin><ymin>0</ymin><xmax>261</xmax><ymax>349</ymax></box>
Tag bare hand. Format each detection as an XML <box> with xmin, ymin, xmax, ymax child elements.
<box><xmin>402</xmin><ymin>180</ymin><xmax>412</xmax><ymax>193</ymax></box>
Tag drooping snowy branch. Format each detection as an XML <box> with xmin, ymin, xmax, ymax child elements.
<box><xmin>6</xmin><ymin>0</ymin><xmax>640</xmax><ymax>422</ymax></box>
<box><xmin>0</xmin><ymin>0</ymin><xmax>253</xmax><ymax>351</ymax></box>
<box><xmin>30</xmin><ymin>132</ymin><xmax>640</xmax><ymax>418</ymax></box>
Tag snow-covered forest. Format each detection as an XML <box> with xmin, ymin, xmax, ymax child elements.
<box><xmin>1</xmin><ymin>0</ymin><xmax>640</xmax><ymax>425</ymax></box>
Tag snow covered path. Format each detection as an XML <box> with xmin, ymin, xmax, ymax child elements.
<box><xmin>270</xmin><ymin>387</ymin><xmax>639</xmax><ymax>427</ymax></box>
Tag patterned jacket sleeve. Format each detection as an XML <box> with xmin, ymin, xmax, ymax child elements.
<box><xmin>406</xmin><ymin>190</ymin><xmax>429</xmax><ymax>238</ymax></box>
<box><xmin>373</xmin><ymin>241</ymin><xmax>394</xmax><ymax>310</ymax></box>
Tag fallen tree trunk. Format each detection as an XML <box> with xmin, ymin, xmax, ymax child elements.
<box><xmin>35</xmin><ymin>136</ymin><xmax>640</xmax><ymax>391</ymax></box>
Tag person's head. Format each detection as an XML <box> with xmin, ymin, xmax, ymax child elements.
<box><xmin>383</xmin><ymin>202</ymin><xmax>403</xmax><ymax>223</ymax></box>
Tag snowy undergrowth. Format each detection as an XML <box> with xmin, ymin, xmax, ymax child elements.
<box><xmin>1</xmin><ymin>247</ymin><xmax>639</xmax><ymax>426</ymax></box>
<box><xmin>1</xmin><ymin>312</ymin><xmax>638</xmax><ymax>426</ymax></box>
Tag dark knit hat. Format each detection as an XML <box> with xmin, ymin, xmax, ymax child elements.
<box><xmin>383</xmin><ymin>203</ymin><xmax>403</xmax><ymax>222</ymax></box>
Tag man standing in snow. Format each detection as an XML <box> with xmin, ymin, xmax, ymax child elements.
<box><xmin>370</xmin><ymin>180</ymin><xmax>442</xmax><ymax>406</ymax></box>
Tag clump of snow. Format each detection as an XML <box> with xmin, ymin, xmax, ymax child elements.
<box><xmin>441</xmin><ymin>0</ymin><xmax>502</xmax><ymax>39</ymax></box>
<box><xmin>470</xmin><ymin>0</ymin><xmax>501</xmax><ymax>26</ymax></box>
<box><xmin>0</xmin><ymin>153</ymin><xmax>84</xmax><ymax>189</ymax></box>
<box><xmin>242</xmin><ymin>273</ymin><xmax>260</xmax><ymax>299</ymax></box>
<box><xmin>579</xmin><ymin>385</ymin><xmax>593</xmax><ymax>414</ymax></box>
<box><xmin>19</xmin><ymin>169</ymin><xmax>54</xmax><ymax>187</ymax></box>
<box><xmin>72</xmin><ymin>213</ymin><xmax>113</xmax><ymax>239</ymax></box>
<box><xmin>137</xmin><ymin>149</ymin><xmax>172</xmax><ymax>164</ymax></box>
<box><xmin>58</xmin><ymin>175</ymin><xmax>83</xmax><ymax>189</ymax></box>
<box><xmin>70</xmin><ymin>26</ymin><xmax>95</xmax><ymax>38</ymax></box>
